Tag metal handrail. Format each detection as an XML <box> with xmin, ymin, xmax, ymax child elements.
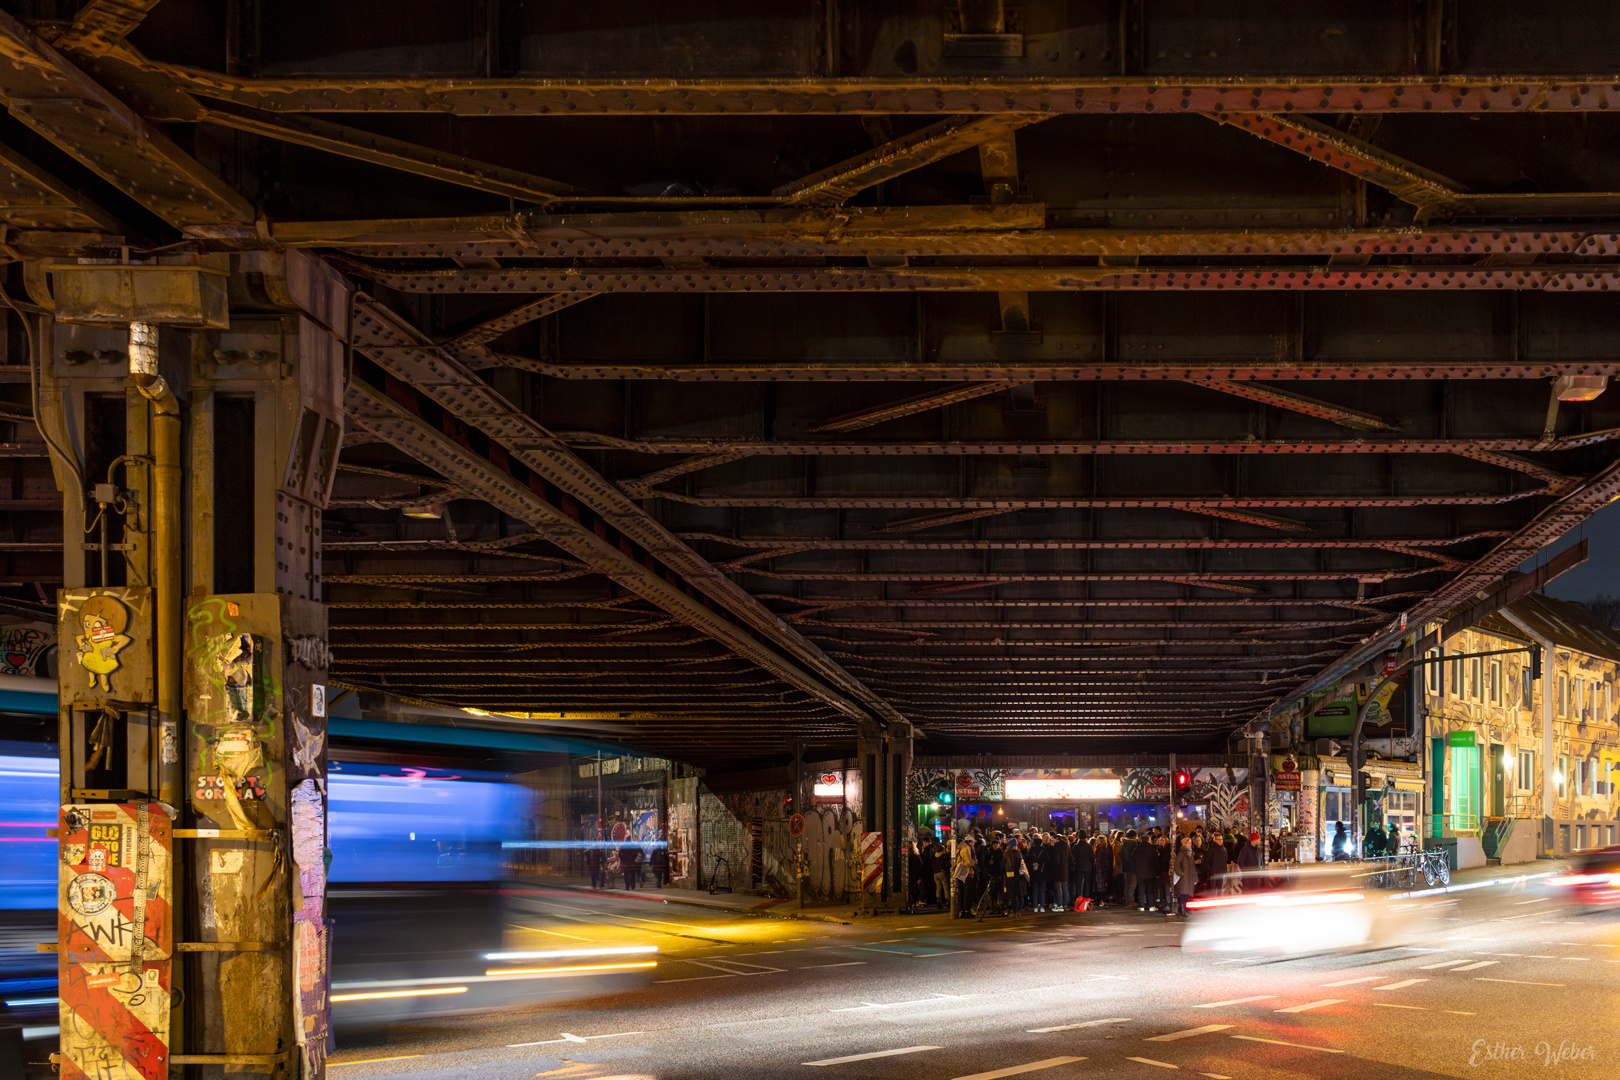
<box><xmin>1440</xmin><ymin>812</ymin><xmax>1481</xmax><ymax>836</ymax></box>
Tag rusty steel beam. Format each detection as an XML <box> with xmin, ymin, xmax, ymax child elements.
<box><xmin>1208</xmin><ymin>112</ymin><xmax>1471</xmax><ymax>221</ymax></box>
<box><xmin>565</xmin><ymin>434</ymin><xmax>1601</xmax><ymax>458</ymax></box>
<box><xmin>811</xmin><ymin>382</ymin><xmax>1023</xmax><ymax>434</ymax></box>
<box><xmin>46</xmin><ymin>0</ymin><xmax>165</xmax><ymax>51</ymax></box>
<box><xmin>0</xmin><ymin>142</ymin><xmax>124</xmax><ymax>233</ymax></box>
<box><xmin>275</xmin><ymin>217</ymin><xmax>1620</xmax><ymax>259</ymax></box>
<box><xmin>346</xmin><ymin>294</ymin><xmax>909</xmax><ymax>727</ymax></box>
<box><xmin>0</xmin><ymin>11</ymin><xmax>255</xmax><ymax>228</ymax></box>
<box><xmin>159</xmin><ymin>70</ymin><xmax>1620</xmax><ymax>116</ymax></box>
<box><xmin>482</xmin><ymin>354</ymin><xmax>1620</xmax><ymax>383</ymax></box>
<box><xmin>654</xmin><ymin>491</ymin><xmax>1542</xmax><ymax>511</ymax></box>
<box><xmin>367</xmin><ymin>263</ymin><xmax>1620</xmax><ymax>296</ymax></box>
<box><xmin>773</xmin><ymin>114</ymin><xmax>1043</xmax><ymax>206</ymax></box>
<box><xmin>621</xmin><ymin>453</ymin><xmax>749</xmax><ymax>497</ymax></box>
<box><xmin>747</xmin><ymin>570</ymin><xmax>1426</xmax><ymax>585</ymax></box>
<box><xmin>1184</xmin><ymin>381</ymin><xmax>1399</xmax><ymax>433</ymax></box>
<box><xmin>197</xmin><ymin>101</ymin><xmax>586</xmax><ymax>204</ymax></box>
<box><xmin>344</xmin><ymin>375</ymin><xmax>895</xmax><ymax>723</ymax></box>
<box><xmin>447</xmin><ymin>294</ymin><xmax>597</xmax><ymax>347</ymax></box>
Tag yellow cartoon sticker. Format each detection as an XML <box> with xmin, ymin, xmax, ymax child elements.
<box><xmin>74</xmin><ymin>594</ymin><xmax>132</xmax><ymax>692</ymax></box>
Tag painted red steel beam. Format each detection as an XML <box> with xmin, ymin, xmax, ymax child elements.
<box><xmin>568</xmin><ymin>436</ymin><xmax>1612</xmax><ymax>458</ymax></box>
<box><xmin>275</xmin><ymin>220</ymin><xmax>1620</xmax><ymax>260</ymax></box>
<box><xmin>368</xmin><ymin>264</ymin><xmax>1620</xmax><ymax>295</ymax></box>
<box><xmin>159</xmin><ymin>72</ymin><xmax>1620</xmax><ymax>116</ymax></box>
<box><xmin>685</xmin><ymin>533</ymin><xmax>1509</xmax><ymax>552</ymax></box>
<box><xmin>494</xmin><ymin>356</ymin><xmax>1620</xmax><ymax>383</ymax></box>
<box><xmin>657</xmin><ymin>491</ymin><xmax>1542</xmax><ymax>510</ymax></box>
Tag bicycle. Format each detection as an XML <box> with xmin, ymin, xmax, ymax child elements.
<box><xmin>1416</xmin><ymin>848</ymin><xmax>1451</xmax><ymax>887</ymax></box>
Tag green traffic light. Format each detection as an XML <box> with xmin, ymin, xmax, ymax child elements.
<box><xmin>939</xmin><ymin>791</ymin><xmax>953</xmax><ymax>804</ymax></box>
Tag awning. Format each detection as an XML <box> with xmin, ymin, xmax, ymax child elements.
<box><xmin>1390</xmin><ymin>776</ymin><xmax>1425</xmax><ymax>792</ymax></box>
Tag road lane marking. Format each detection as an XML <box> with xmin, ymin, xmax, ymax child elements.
<box><xmin>1450</xmin><ymin>961</ymin><xmax>1499</xmax><ymax>971</ymax></box>
<box><xmin>1373</xmin><ymin>1003</ymin><xmax>1427</xmax><ymax>1010</ymax></box>
<box><xmin>1192</xmin><ymin>996</ymin><xmax>1276</xmax><ymax>1008</ymax></box>
<box><xmin>1210</xmin><ymin>957</ymin><xmax>1265</xmax><ymax>964</ymax></box>
<box><xmin>799</xmin><ymin>962</ymin><xmax>867</xmax><ymax>969</ymax></box>
<box><xmin>1525</xmin><ymin>955</ymin><xmax>1558</xmax><ymax>959</ymax></box>
<box><xmin>1476</xmin><ymin>978</ymin><xmax>1564</xmax><ymax>986</ymax></box>
<box><xmin>1418</xmin><ymin>959</ymin><xmax>1473</xmax><ymax>969</ymax></box>
<box><xmin>951</xmin><ymin>1056</ymin><xmax>1085</xmax><ymax>1079</ymax></box>
<box><xmin>1146</xmin><ymin>1025</ymin><xmax>1234</xmax><ymax>1042</ymax></box>
<box><xmin>1027</xmin><ymin>1018</ymin><xmax>1131</xmax><ymax>1033</ymax></box>
<box><xmin>1512</xmin><ymin>897</ymin><xmax>1552</xmax><ymax>905</ymax></box>
<box><xmin>832</xmin><ymin>993</ymin><xmax>975</xmax><ymax>1012</ymax></box>
<box><xmin>1372</xmin><ymin>978</ymin><xmax>1429</xmax><ymax>989</ymax></box>
<box><xmin>1320</xmin><ymin>975</ymin><xmax>1385</xmax><ymax>986</ymax></box>
<box><xmin>506</xmin><ymin>1031</ymin><xmax>643</xmax><ymax>1048</ymax></box>
<box><xmin>1275</xmin><ymin>999</ymin><xmax>1344</xmax><ymax>1013</ymax></box>
<box><xmin>329</xmin><ymin>1057</ymin><xmax>424</xmax><ymax>1066</ymax></box>
<box><xmin>805</xmin><ymin>1046</ymin><xmax>944</xmax><ymax>1066</ymax></box>
<box><xmin>1231</xmin><ymin>1035</ymin><xmax>1344</xmax><ymax>1053</ymax></box>
<box><xmin>1200</xmin><ymin>1075</ymin><xmax>1233</xmax><ymax>1079</ymax></box>
<box><xmin>1126</xmin><ymin>1058</ymin><xmax>1179</xmax><ymax>1069</ymax></box>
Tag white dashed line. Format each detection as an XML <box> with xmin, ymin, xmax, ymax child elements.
<box><xmin>1146</xmin><ymin>1024</ymin><xmax>1234</xmax><ymax>1042</ymax></box>
<box><xmin>1275</xmin><ymin>999</ymin><xmax>1344</xmax><ymax>1013</ymax></box>
<box><xmin>1476</xmin><ymin>978</ymin><xmax>1565</xmax><ymax>987</ymax></box>
<box><xmin>1231</xmin><ymin>1035</ymin><xmax>1344</xmax><ymax>1053</ymax></box>
<box><xmin>950</xmin><ymin>1056</ymin><xmax>1085</xmax><ymax>1080</ymax></box>
<box><xmin>1450</xmin><ymin>961</ymin><xmax>1499</xmax><ymax>972</ymax></box>
<box><xmin>1125</xmin><ymin>1057</ymin><xmax>1179</xmax><ymax>1069</ymax></box>
<box><xmin>1192</xmin><ymin>995</ymin><xmax>1276</xmax><ymax>1008</ymax></box>
<box><xmin>1321</xmin><ymin>974</ymin><xmax>1385</xmax><ymax>985</ymax></box>
<box><xmin>805</xmin><ymin>1046</ymin><xmax>944</xmax><ymax>1066</ymax></box>
<box><xmin>1418</xmin><ymin>959</ymin><xmax>1473</xmax><ymax>969</ymax></box>
<box><xmin>1027</xmin><ymin>1018</ymin><xmax>1131</xmax><ymax>1033</ymax></box>
<box><xmin>1372</xmin><ymin>978</ymin><xmax>1429</xmax><ymax>989</ymax></box>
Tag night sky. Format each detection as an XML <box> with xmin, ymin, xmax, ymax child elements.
<box><xmin>1523</xmin><ymin>497</ymin><xmax>1620</xmax><ymax>604</ymax></box>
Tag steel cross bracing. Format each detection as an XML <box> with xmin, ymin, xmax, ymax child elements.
<box><xmin>9</xmin><ymin>3</ymin><xmax>1620</xmax><ymax>762</ymax></box>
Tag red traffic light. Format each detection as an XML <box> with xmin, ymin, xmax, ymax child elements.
<box><xmin>1174</xmin><ymin>771</ymin><xmax>1190</xmax><ymax>788</ymax></box>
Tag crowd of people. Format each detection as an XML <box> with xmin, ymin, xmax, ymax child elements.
<box><xmin>906</xmin><ymin>824</ymin><xmax>1266</xmax><ymax>918</ymax></box>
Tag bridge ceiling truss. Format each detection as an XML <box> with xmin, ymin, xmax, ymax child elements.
<box><xmin>5</xmin><ymin>1</ymin><xmax>1620</xmax><ymax>764</ymax></box>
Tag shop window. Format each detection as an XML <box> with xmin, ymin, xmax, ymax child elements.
<box><xmin>1448</xmin><ymin>744</ymin><xmax>1480</xmax><ymax>826</ymax></box>
<box><xmin>1576</xmin><ymin>824</ymin><xmax>1586</xmax><ymax>851</ymax></box>
<box><xmin>1518</xmin><ymin>749</ymin><xmax>1535</xmax><ymax>790</ymax></box>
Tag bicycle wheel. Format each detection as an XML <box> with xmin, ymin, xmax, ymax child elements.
<box><xmin>1422</xmin><ymin>856</ymin><xmax>1439</xmax><ymax>887</ymax></box>
<box><xmin>1434</xmin><ymin>857</ymin><xmax>1450</xmax><ymax>887</ymax></box>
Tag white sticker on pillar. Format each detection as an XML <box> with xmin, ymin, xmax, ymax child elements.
<box><xmin>311</xmin><ymin>684</ymin><xmax>326</xmax><ymax>718</ymax></box>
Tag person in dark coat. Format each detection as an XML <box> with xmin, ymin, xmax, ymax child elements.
<box><xmin>1070</xmin><ymin>833</ymin><xmax>1092</xmax><ymax>909</ymax></box>
<box><xmin>1092</xmin><ymin>835</ymin><xmax>1113</xmax><ymax>905</ymax></box>
<box><xmin>1028</xmin><ymin>836</ymin><xmax>1049</xmax><ymax>911</ymax></box>
<box><xmin>1120</xmin><ymin>831</ymin><xmax>1140</xmax><ymax>908</ymax></box>
<box><xmin>1154</xmin><ymin>835</ymin><xmax>1173</xmax><ymax>910</ymax></box>
<box><xmin>907</xmin><ymin>841</ymin><xmax>926</xmax><ymax>907</ymax></box>
<box><xmin>1047</xmin><ymin>830</ymin><xmax>1071</xmax><ymax>912</ymax></box>
<box><xmin>1207</xmin><ymin>833</ymin><xmax>1231</xmax><ymax>894</ymax></box>
<box><xmin>650</xmin><ymin>838</ymin><xmax>670</xmax><ymax>888</ymax></box>
<box><xmin>620</xmin><ymin>843</ymin><xmax>640</xmax><ymax>889</ymax></box>
<box><xmin>1132</xmin><ymin>832</ymin><xmax>1157</xmax><ymax>910</ymax></box>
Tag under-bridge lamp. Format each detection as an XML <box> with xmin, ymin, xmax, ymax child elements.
<box><xmin>1554</xmin><ymin>375</ymin><xmax>1608</xmax><ymax>402</ymax></box>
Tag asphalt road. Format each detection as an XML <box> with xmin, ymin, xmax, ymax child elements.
<box><xmin>327</xmin><ymin>881</ymin><xmax>1618</xmax><ymax>1080</ymax></box>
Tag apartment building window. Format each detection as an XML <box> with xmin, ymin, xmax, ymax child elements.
<box><xmin>1451</xmin><ymin>656</ymin><xmax>1464</xmax><ymax>699</ymax></box>
<box><xmin>1558</xmin><ymin>755</ymin><xmax>1569</xmax><ymax>797</ymax></box>
<box><xmin>1558</xmin><ymin>674</ymin><xmax>1569</xmax><ymax>716</ymax></box>
<box><xmin>1607</xmin><ymin>681</ymin><xmax>1613</xmax><ymax>720</ymax></box>
<box><xmin>1489</xmin><ymin>659</ymin><xmax>1503</xmax><ymax>706</ymax></box>
<box><xmin>1518</xmin><ymin>749</ymin><xmax>1535</xmax><ymax>790</ymax></box>
<box><xmin>1426</xmin><ymin>650</ymin><xmax>1442</xmax><ymax>694</ymax></box>
<box><xmin>1470</xmin><ymin>657</ymin><xmax>1484</xmax><ymax>701</ymax></box>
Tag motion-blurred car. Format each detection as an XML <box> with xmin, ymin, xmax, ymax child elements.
<box><xmin>1546</xmin><ymin>846</ymin><xmax>1620</xmax><ymax>909</ymax></box>
<box><xmin>1180</xmin><ymin>867</ymin><xmax>1433</xmax><ymax>955</ymax></box>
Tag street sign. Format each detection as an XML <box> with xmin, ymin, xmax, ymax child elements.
<box><xmin>1447</xmin><ymin>730</ymin><xmax>1477</xmax><ymax>747</ymax></box>
<box><xmin>787</xmin><ymin>813</ymin><xmax>804</xmax><ymax>837</ymax></box>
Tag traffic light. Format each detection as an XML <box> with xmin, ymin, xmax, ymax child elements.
<box><xmin>1173</xmin><ymin>770</ymin><xmax>1191</xmax><ymax>803</ymax></box>
<box><xmin>937</xmin><ymin>790</ymin><xmax>954</xmax><ymax>806</ymax></box>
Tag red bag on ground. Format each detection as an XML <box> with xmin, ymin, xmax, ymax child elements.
<box><xmin>1073</xmin><ymin>897</ymin><xmax>1093</xmax><ymax>912</ymax></box>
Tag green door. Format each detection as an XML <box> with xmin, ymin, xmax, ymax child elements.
<box><xmin>1490</xmin><ymin>744</ymin><xmax>1506</xmax><ymax>818</ymax></box>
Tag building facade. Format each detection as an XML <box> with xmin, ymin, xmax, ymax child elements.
<box><xmin>1423</xmin><ymin>596</ymin><xmax>1620</xmax><ymax>864</ymax></box>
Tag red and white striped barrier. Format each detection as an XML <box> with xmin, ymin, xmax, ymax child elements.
<box><xmin>58</xmin><ymin>802</ymin><xmax>172</xmax><ymax>1080</ymax></box>
<box><xmin>859</xmin><ymin>831</ymin><xmax>884</xmax><ymax>894</ymax></box>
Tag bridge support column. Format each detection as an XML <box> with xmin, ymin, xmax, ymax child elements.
<box><xmin>37</xmin><ymin>252</ymin><xmax>349</xmax><ymax>1080</ymax></box>
<box><xmin>857</xmin><ymin>722</ymin><xmax>913</xmax><ymax>904</ymax></box>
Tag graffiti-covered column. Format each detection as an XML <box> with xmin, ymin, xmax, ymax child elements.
<box><xmin>38</xmin><ymin>251</ymin><xmax>348</xmax><ymax>1080</ymax></box>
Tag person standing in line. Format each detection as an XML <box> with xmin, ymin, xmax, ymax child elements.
<box><xmin>932</xmin><ymin>838</ymin><xmax>950</xmax><ymax>908</ymax></box>
<box><xmin>1171</xmin><ymin>836</ymin><xmax>1199</xmax><ymax>917</ymax></box>
<box><xmin>907</xmin><ymin>840</ymin><xmax>925</xmax><ymax>908</ymax></box>
<box><xmin>1048</xmin><ymin>827</ymin><xmax>1071</xmax><ymax>913</ymax></box>
<box><xmin>1008</xmin><ymin>838</ymin><xmax>1028</xmax><ymax>915</ymax></box>
<box><xmin>1070</xmin><ymin>831</ymin><xmax>1092</xmax><ymax>912</ymax></box>
<box><xmin>650</xmin><ymin>836</ymin><xmax>669</xmax><ymax>889</ymax></box>
<box><xmin>1120</xmin><ymin>830</ymin><xmax>1140</xmax><ymax>909</ymax></box>
<box><xmin>587</xmin><ymin>843</ymin><xmax>603</xmax><ymax>890</ymax></box>
<box><xmin>952</xmin><ymin>830</ymin><xmax>976</xmax><ymax>917</ymax></box>
<box><xmin>620</xmin><ymin>843</ymin><xmax>640</xmax><ymax>890</ymax></box>
<box><xmin>1029</xmin><ymin>834</ymin><xmax>1049</xmax><ymax>912</ymax></box>
<box><xmin>1132</xmin><ymin>831</ymin><xmax>1158</xmax><ymax>910</ymax></box>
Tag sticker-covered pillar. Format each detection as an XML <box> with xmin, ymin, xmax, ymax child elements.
<box><xmin>37</xmin><ymin>251</ymin><xmax>349</xmax><ymax>1079</ymax></box>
